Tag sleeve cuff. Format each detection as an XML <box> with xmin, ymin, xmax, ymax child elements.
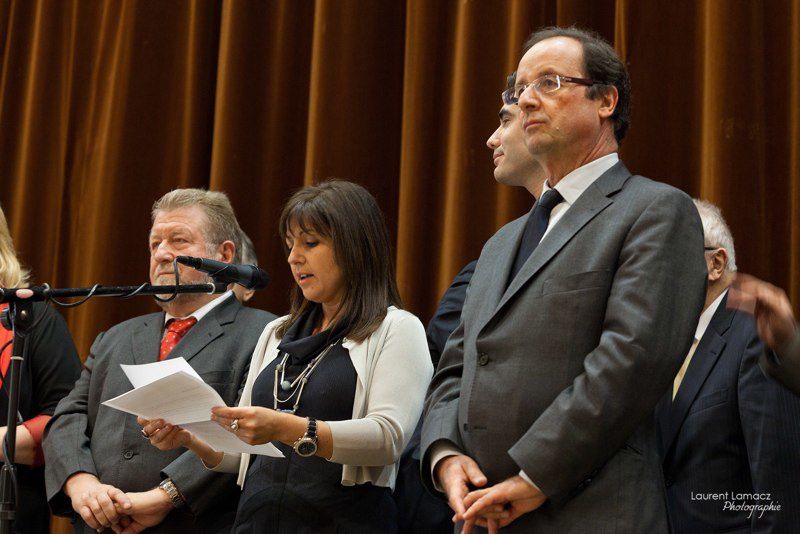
<box><xmin>207</xmin><ymin>452</ymin><xmax>241</xmax><ymax>473</ymax></box>
<box><xmin>519</xmin><ymin>470</ymin><xmax>543</xmax><ymax>493</ymax></box>
<box><xmin>429</xmin><ymin>440</ymin><xmax>463</xmax><ymax>492</ymax></box>
<box><xmin>22</xmin><ymin>414</ymin><xmax>50</xmax><ymax>467</ymax></box>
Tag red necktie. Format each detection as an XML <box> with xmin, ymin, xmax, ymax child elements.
<box><xmin>159</xmin><ymin>317</ymin><xmax>197</xmax><ymax>361</ymax></box>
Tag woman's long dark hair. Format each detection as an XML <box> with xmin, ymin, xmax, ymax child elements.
<box><xmin>276</xmin><ymin>180</ymin><xmax>402</xmax><ymax>342</ymax></box>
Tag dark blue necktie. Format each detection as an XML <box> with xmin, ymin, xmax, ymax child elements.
<box><xmin>509</xmin><ymin>188</ymin><xmax>564</xmax><ymax>283</ymax></box>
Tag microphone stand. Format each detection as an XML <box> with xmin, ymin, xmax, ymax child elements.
<box><xmin>0</xmin><ymin>298</ymin><xmax>31</xmax><ymax>534</ymax></box>
<box><xmin>0</xmin><ymin>282</ymin><xmax>229</xmax><ymax>304</ymax></box>
<box><xmin>0</xmin><ymin>281</ymin><xmax>228</xmax><ymax>534</ymax></box>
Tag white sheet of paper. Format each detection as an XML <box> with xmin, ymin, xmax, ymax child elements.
<box><xmin>103</xmin><ymin>371</ymin><xmax>225</xmax><ymax>424</ymax></box>
<box><xmin>182</xmin><ymin>420</ymin><xmax>283</xmax><ymax>457</ymax></box>
<box><xmin>104</xmin><ymin>363</ymin><xmax>284</xmax><ymax>458</ymax></box>
<box><xmin>103</xmin><ymin>369</ymin><xmax>284</xmax><ymax>458</ymax></box>
<box><xmin>121</xmin><ymin>358</ymin><xmax>202</xmax><ymax>389</ymax></box>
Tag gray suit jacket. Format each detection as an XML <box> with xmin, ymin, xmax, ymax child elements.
<box><xmin>421</xmin><ymin>162</ymin><xmax>707</xmax><ymax>533</ymax></box>
<box><xmin>43</xmin><ymin>295</ymin><xmax>275</xmax><ymax>533</ymax></box>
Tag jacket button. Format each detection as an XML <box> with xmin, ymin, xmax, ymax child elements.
<box><xmin>123</xmin><ymin>451</ymin><xmax>134</xmax><ymax>460</ymax></box>
<box><xmin>478</xmin><ymin>353</ymin><xmax>489</xmax><ymax>366</ymax></box>
<box><xmin>664</xmin><ymin>478</ymin><xmax>673</xmax><ymax>487</ymax></box>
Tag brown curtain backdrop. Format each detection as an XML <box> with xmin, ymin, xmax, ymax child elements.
<box><xmin>0</xmin><ymin>1</ymin><xmax>798</xmax><ymax>531</ymax></box>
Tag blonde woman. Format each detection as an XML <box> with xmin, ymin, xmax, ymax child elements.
<box><xmin>0</xmin><ymin>206</ymin><xmax>81</xmax><ymax>533</ymax></box>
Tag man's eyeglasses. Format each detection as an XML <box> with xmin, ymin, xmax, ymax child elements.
<box><xmin>505</xmin><ymin>74</ymin><xmax>598</xmax><ymax>104</ymax></box>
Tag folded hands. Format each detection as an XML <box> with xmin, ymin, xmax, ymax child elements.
<box><xmin>436</xmin><ymin>454</ymin><xmax>546</xmax><ymax>534</ymax></box>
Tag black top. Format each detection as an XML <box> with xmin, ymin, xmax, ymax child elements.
<box><xmin>0</xmin><ymin>302</ymin><xmax>81</xmax><ymax>534</ymax></box>
<box><xmin>234</xmin><ymin>306</ymin><xmax>396</xmax><ymax>533</ymax></box>
<box><xmin>271</xmin><ymin>306</ymin><xmax>355</xmax><ymax>418</ymax></box>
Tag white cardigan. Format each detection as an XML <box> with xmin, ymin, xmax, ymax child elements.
<box><xmin>212</xmin><ymin>307</ymin><xmax>433</xmax><ymax>490</ymax></box>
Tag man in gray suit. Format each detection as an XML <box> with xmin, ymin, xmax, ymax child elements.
<box><xmin>421</xmin><ymin>26</ymin><xmax>707</xmax><ymax>532</ymax></box>
<box><xmin>44</xmin><ymin>189</ymin><xmax>276</xmax><ymax>533</ymax></box>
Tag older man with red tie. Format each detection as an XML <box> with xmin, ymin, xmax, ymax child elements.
<box><xmin>43</xmin><ymin>189</ymin><xmax>275</xmax><ymax>534</ymax></box>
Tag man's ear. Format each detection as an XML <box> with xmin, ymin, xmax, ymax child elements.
<box><xmin>708</xmin><ymin>248</ymin><xmax>729</xmax><ymax>281</ymax></box>
<box><xmin>217</xmin><ymin>240</ymin><xmax>236</xmax><ymax>263</ymax></box>
<box><xmin>597</xmin><ymin>85</ymin><xmax>619</xmax><ymax>120</ymax></box>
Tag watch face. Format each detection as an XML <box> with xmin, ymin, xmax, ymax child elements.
<box><xmin>297</xmin><ymin>439</ymin><xmax>317</xmax><ymax>457</ymax></box>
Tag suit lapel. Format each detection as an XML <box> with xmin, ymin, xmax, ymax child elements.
<box><xmin>474</xmin><ymin>214</ymin><xmax>528</xmax><ymax>330</ymax></box>
<box><xmin>489</xmin><ymin>163</ymin><xmax>630</xmax><ymax>322</ymax></box>
<box><xmin>662</xmin><ymin>297</ymin><xmax>734</xmax><ymax>455</ymax></box>
<box><xmin>131</xmin><ymin>313</ymin><xmax>166</xmax><ymax>364</ymax></box>
<box><xmin>167</xmin><ymin>295</ymin><xmax>239</xmax><ymax>363</ymax></box>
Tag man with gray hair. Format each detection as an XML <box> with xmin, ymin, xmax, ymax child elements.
<box><xmin>656</xmin><ymin>199</ymin><xmax>800</xmax><ymax>532</ymax></box>
<box><xmin>44</xmin><ymin>189</ymin><xmax>276</xmax><ymax>533</ymax></box>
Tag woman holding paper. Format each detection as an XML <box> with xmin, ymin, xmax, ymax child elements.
<box><xmin>139</xmin><ymin>180</ymin><xmax>433</xmax><ymax>532</ymax></box>
<box><xmin>0</xmin><ymin>206</ymin><xmax>81</xmax><ymax>533</ymax></box>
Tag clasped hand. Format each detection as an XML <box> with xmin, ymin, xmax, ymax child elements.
<box><xmin>65</xmin><ymin>473</ymin><xmax>172</xmax><ymax>533</ymax></box>
<box><xmin>65</xmin><ymin>473</ymin><xmax>131</xmax><ymax>531</ymax></box>
<box><xmin>437</xmin><ymin>455</ymin><xmax>546</xmax><ymax>533</ymax></box>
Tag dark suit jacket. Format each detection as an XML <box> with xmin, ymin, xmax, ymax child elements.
<box><xmin>760</xmin><ymin>331</ymin><xmax>800</xmax><ymax>397</ymax></box>
<box><xmin>658</xmin><ymin>295</ymin><xmax>800</xmax><ymax>533</ymax></box>
<box><xmin>395</xmin><ymin>260</ymin><xmax>477</xmax><ymax>533</ymax></box>
<box><xmin>426</xmin><ymin>260</ymin><xmax>478</xmax><ymax>368</ymax></box>
<box><xmin>421</xmin><ymin>162</ymin><xmax>708</xmax><ymax>532</ymax></box>
<box><xmin>43</xmin><ymin>295</ymin><xmax>275</xmax><ymax>534</ymax></box>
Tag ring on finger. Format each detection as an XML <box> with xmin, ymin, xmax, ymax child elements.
<box><xmin>141</xmin><ymin>428</ymin><xmax>151</xmax><ymax>439</ymax></box>
<box><xmin>230</xmin><ymin>418</ymin><xmax>239</xmax><ymax>432</ymax></box>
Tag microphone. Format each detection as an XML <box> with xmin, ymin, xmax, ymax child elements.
<box><xmin>175</xmin><ymin>256</ymin><xmax>269</xmax><ymax>290</ymax></box>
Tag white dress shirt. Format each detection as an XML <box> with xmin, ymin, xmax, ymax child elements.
<box><xmin>541</xmin><ymin>152</ymin><xmax>619</xmax><ymax>239</ymax></box>
<box><xmin>430</xmin><ymin>152</ymin><xmax>621</xmax><ymax>494</ymax></box>
<box><xmin>163</xmin><ymin>290</ymin><xmax>233</xmax><ymax>328</ymax></box>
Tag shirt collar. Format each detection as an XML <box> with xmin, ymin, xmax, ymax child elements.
<box><xmin>542</xmin><ymin>152</ymin><xmax>619</xmax><ymax>206</ymax></box>
<box><xmin>694</xmin><ymin>289</ymin><xmax>727</xmax><ymax>341</ymax></box>
<box><xmin>164</xmin><ymin>290</ymin><xmax>233</xmax><ymax>324</ymax></box>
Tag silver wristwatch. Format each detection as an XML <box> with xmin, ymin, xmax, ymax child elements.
<box><xmin>292</xmin><ymin>418</ymin><xmax>318</xmax><ymax>457</ymax></box>
<box><xmin>158</xmin><ymin>478</ymin><xmax>185</xmax><ymax>508</ymax></box>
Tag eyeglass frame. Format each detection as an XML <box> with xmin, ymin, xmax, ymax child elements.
<box><xmin>505</xmin><ymin>74</ymin><xmax>599</xmax><ymax>105</ymax></box>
